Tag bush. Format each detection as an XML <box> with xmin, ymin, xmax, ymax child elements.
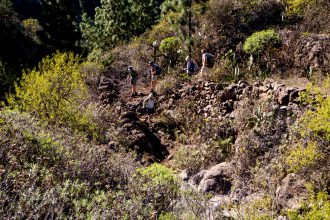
<box><xmin>22</xmin><ymin>18</ymin><xmax>42</xmax><ymax>42</ymax></box>
<box><xmin>126</xmin><ymin>163</ymin><xmax>179</xmax><ymax>218</ymax></box>
<box><xmin>243</xmin><ymin>29</ymin><xmax>281</xmax><ymax>56</ymax></box>
<box><xmin>7</xmin><ymin>52</ymin><xmax>98</xmax><ymax>136</ymax></box>
<box><xmin>284</xmin><ymin>79</ymin><xmax>330</xmax><ymax>184</ymax></box>
<box><xmin>202</xmin><ymin>0</ymin><xmax>284</xmax><ymax>49</ymax></box>
<box><xmin>287</xmin><ymin>185</ymin><xmax>330</xmax><ymax>220</ymax></box>
<box><xmin>172</xmin><ymin>138</ymin><xmax>233</xmax><ymax>173</ymax></box>
<box><xmin>0</xmin><ymin>109</ymin><xmax>139</xmax><ymax>219</ymax></box>
<box><xmin>159</xmin><ymin>36</ymin><xmax>181</xmax><ymax>67</ymax></box>
<box><xmin>285</xmin><ymin>0</ymin><xmax>316</xmax><ymax>17</ymax></box>
<box><xmin>300</xmin><ymin>0</ymin><xmax>330</xmax><ymax>33</ymax></box>
<box><xmin>0</xmin><ymin>59</ymin><xmax>13</xmax><ymax>98</ymax></box>
<box><xmin>156</xmin><ymin>71</ymin><xmax>181</xmax><ymax>95</ymax></box>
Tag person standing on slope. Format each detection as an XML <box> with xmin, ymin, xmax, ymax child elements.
<box><xmin>143</xmin><ymin>92</ymin><xmax>155</xmax><ymax>123</ymax></box>
<box><xmin>184</xmin><ymin>55</ymin><xmax>198</xmax><ymax>75</ymax></box>
<box><xmin>200</xmin><ymin>49</ymin><xmax>215</xmax><ymax>80</ymax></box>
<box><xmin>148</xmin><ymin>61</ymin><xmax>160</xmax><ymax>92</ymax></box>
<box><xmin>126</xmin><ymin>66</ymin><xmax>138</xmax><ymax>97</ymax></box>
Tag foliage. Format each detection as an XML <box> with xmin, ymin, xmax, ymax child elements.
<box><xmin>146</xmin><ymin>18</ymin><xmax>175</xmax><ymax>43</ymax></box>
<box><xmin>128</xmin><ymin>163</ymin><xmax>179</xmax><ymax>218</ymax></box>
<box><xmin>0</xmin><ymin>59</ymin><xmax>12</xmax><ymax>97</ymax></box>
<box><xmin>287</xmin><ymin>185</ymin><xmax>330</xmax><ymax>220</ymax></box>
<box><xmin>7</xmin><ymin>52</ymin><xmax>97</xmax><ymax>136</ymax></box>
<box><xmin>0</xmin><ymin>109</ymin><xmax>139</xmax><ymax>219</ymax></box>
<box><xmin>172</xmin><ymin>138</ymin><xmax>233</xmax><ymax>173</ymax></box>
<box><xmin>161</xmin><ymin>0</ymin><xmax>207</xmax><ymax>55</ymax></box>
<box><xmin>22</xmin><ymin>18</ymin><xmax>42</xmax><ymax>42</ymax></box>
<box><xmin>284</xmin><ymin>80</ymin><xmax>329</xmax><ymax>183</ymax></box>
<box><xmin>136</xmin><ymin>163</ymin><xmax>178</xmax><ymax>188</ymax></box>
<box><xmin>0</xmin><ymin>0</ymin><xmax>12</xmax><ymax>17</ymax></box>
<box><xmin>285</xmin><ymin>0</ymin><xmax>316</xmax><ymax>17</ymax></box>
<box><xmin>286</xmin><ymin>79</ymin><xmax>330</xmax><ymax>172</ymax></box>
<box><xmin>202</xmin><ymin>0</ymin><xmax>284</xmax><ymax>51</ymax></box>
<box><xmin>38</xmin><ymin>0</ymin><xmax>82</xmax><ymax>50</ymax></box>
<box><xmin>243</xmin><ymin>29</ymin><xmax>281</xmax><ymax>56</ymax></box>
<box><xmin>300</xmin><ymin>0</ymin><xmax>330</xmax><ymax>33</ymax></box>
<box><xmin>80</xmin><ymin>0</ymin><xmax>160</xmax><ymax>51</ymax></box>
<box><xmin>159</xmin><ymin>36</ymin><xmax>181</xmax><ymax>67</ymax></box>
<box><xmin>286</xmin><ymin>142</ymin><xmax>322</xmax><ymax>173</ymax></box>
<box><xmin>301</xmin><ymin>81</ymin><xmax>330</xmax><ymax>141</ymax></box>
<box><xmin>156</xmin><ymin>71</ymin><xmax>182</xmax><ymax>95</ymax></box>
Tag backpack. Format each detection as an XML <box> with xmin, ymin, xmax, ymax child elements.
<box><xmin>205</xmin><ymin>53</ymin><xmax>215</xmax><ymax>68</ymax></box>
<box><xmin>130</xmin><ymin>69</ymin><xmax>138</xmax><ymax>79</ymax></box>
<box><xmin>188</xmin><ymin>61</ymin><xmax>197</xmax><ymax>73</ymax></box>
<box><xmin>155</xmin><ymin>64</ymin><xmax>161</xmax><ymax>75</ymax></box>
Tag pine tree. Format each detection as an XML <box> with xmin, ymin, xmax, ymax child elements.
<box><xmin>161</xmin><ymin>0</ymin><xmax>207</xmax><ymax>56</ymax></box>
<box><xmin>80</xmin><ymin>0</ymin><xmax>160</xmax><ymax>51</ymax></box>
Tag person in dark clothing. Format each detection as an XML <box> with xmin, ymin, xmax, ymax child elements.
<box><xmin>184</xmin><ymin>55</ymin><xmax>198</xmax><ymax>75</ymax></box>
<box><xmin>126</xmin><ymin>66</ymin><xmax>138</xmax><ymax>97</ymax></box>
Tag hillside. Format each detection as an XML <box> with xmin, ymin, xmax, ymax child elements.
<box><xmin>1</xmin><ymin>0</ymin><xmax>330</xmax><ymax>219</ymax></box>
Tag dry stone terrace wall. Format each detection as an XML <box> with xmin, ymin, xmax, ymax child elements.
<box><xmin>156</xmin><ymin>80</ymin><xmax>306</xmax><ymax>124</ymax></box>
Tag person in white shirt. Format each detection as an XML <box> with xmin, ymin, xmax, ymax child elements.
<box><xmin>200</xmin><ymin>49</ymin><xmax>214</xmax><ymax>80</ymax></box>
<box><xmin>143</xmin><ymin>92</ymin><xmax>155</xmax><ymax>123</ymax></box>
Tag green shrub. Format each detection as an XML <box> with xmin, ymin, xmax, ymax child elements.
<box><xmin>159</xmin><ymin>36</ymin><xmax>181</xmax><ymax>67</ymax></box>
<box><xmin>287</xmin><ymin>185</ymin><xmax>330</xmax><ymax>220</ymax></box>
<box><xmin>147</xmin><ymin>17</ymin><xmax>175</xmax><ymax>43</ymax></box>
<box><xmin>7</xmin><ymin>52</ymin><xmax>97</xmax><ymax>135</ymax></box>
<box><xmin>234</xmin><ymin>196</ymin><xmax>274</xmax><ymax>220</ymax></box>
<box><xmin>286</xmin><ymin>142</ymin><xmax>322</xmax><ymax>173</ymax></box>
<box><xmin>132</xmin><ymin>163</ymin><xmax>179</xmax><ymax>216</ymax></box>
<box><xmin>243</xmin><ymin>29</ymin><xmax>281</xmax><ymax>56</ymax></box>
<box><xmin>284</xmin><ymin>79</ymin><xmax>329</xmax><ymax>177</ymax></box>
<box><xmin>137</xmin><ymin>163</ymin><xmax>177</xmax><ymax>187</ymax></box>
<box><xmin>285</xmin><ymin>0</ymin><xmax>316</xmax><ymax>16</ymax></box>
<box><xmin>22</xmin><ymin>18</ymin><xmax>42</xmax><ymax>42</ymax></box>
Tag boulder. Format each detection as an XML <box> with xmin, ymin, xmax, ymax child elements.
<box><xmin>190</xmin><ymin>162</ymin><xmax>233</xmax><ymax>194</ymax></box>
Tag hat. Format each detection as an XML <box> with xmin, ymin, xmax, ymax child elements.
<box><xmin>185</xmin><ymin>56</ymin><xmax>191</xmax><ymax>61</ymax></box>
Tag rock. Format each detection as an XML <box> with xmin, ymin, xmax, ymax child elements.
<box><xmin>258</xmin><ymin>86</ymin><xmax>269</xmax><ymax>93</ymax></box>
<box><xmin>179</xmin><ymin>169</ymin><xmax>193</xmax><ymax>181</ymax></box>
<box><xmin>238</xmin><ymin>80</ymin><xmax>248</xmax><ymax>89</ymax></box>
<box><xmin>289</xmin><ymin>88</ymin><xmax>305</xmax><ymax>103</ymax></box>
<box><xmin>276</xmin><ymin>173</ymin><xmax>308</xmax><ymax>210</ymax></box>
<box><xmin>215</xmin><ymin>83</ymin><xmax>225</xmax><ymax>90</ymax></box>
<box><xmin>120</xmin><ymin>112</ymin><xmax>168</xmax><ymax>161</ymax></box>
<box><xmin>191</xmin><ymin>162</ymin><xmax>233</xmax><ymax>194</ymax></box>
<box><xmin>272</xmin><ymin>82</ymin><xmax>285</xmax><ymax>91</ymax></box>
<box><xmin>226</xmin><ymin>84</ymin><xmax>238</xmax><ymax>93</ymax></box>
<box><xmin>199</xmin><ymin>179</ymin><xmax>218</xmax><ymax>193</ymax></box>
<box><xmin>277</xmin><ymin>88</ymin><xmax>289</xmax><ymax>105</ymax></box>
<box><xmin>190</xmin><ymin>170</ymin><xmax>207</xmax><ymax>187</ymax></box>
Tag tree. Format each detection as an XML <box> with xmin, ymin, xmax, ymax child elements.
<box><xmin>39</xmin><ymin>0</ymin><xmax>82</xmax><ymax>50</ymax></box>
<box><xmin>80</xmin><ymin>0</ymin><xmax>161</xmax><ymax>51</ymax></box>
<box><xmin>161</xmin><ymin>0</ymin><xmax>207</xmax><ymax>57</ymax></box>
<box><xmin>7</xmin><ymin>52</ymin><xmax>96</xmax><ymax>132</ymax></box>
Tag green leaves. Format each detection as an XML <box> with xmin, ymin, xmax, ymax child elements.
<box><xmin>243</xmin><ymin>29</ymin><xmax>281</xmax><ymax>56</ymax></box>
<box><xmin>80</xmin><ymin>0</ymin><xmax>160</xmax><ymax>51</ymax></box>
<box><xmin>7</xmin><ymin>52</ymin><xmax>99</xmax><ymax>134</ymax></box>
<box><xmin>161</xmin><ymin>0</ymin><xmax>207</xmax><ymax>54</ymax></box>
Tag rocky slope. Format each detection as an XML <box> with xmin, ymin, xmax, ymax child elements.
<box><xmin>97</xmin><ymin>72</ymin><xmax>314</xmax><ymax>218</ymax></box>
